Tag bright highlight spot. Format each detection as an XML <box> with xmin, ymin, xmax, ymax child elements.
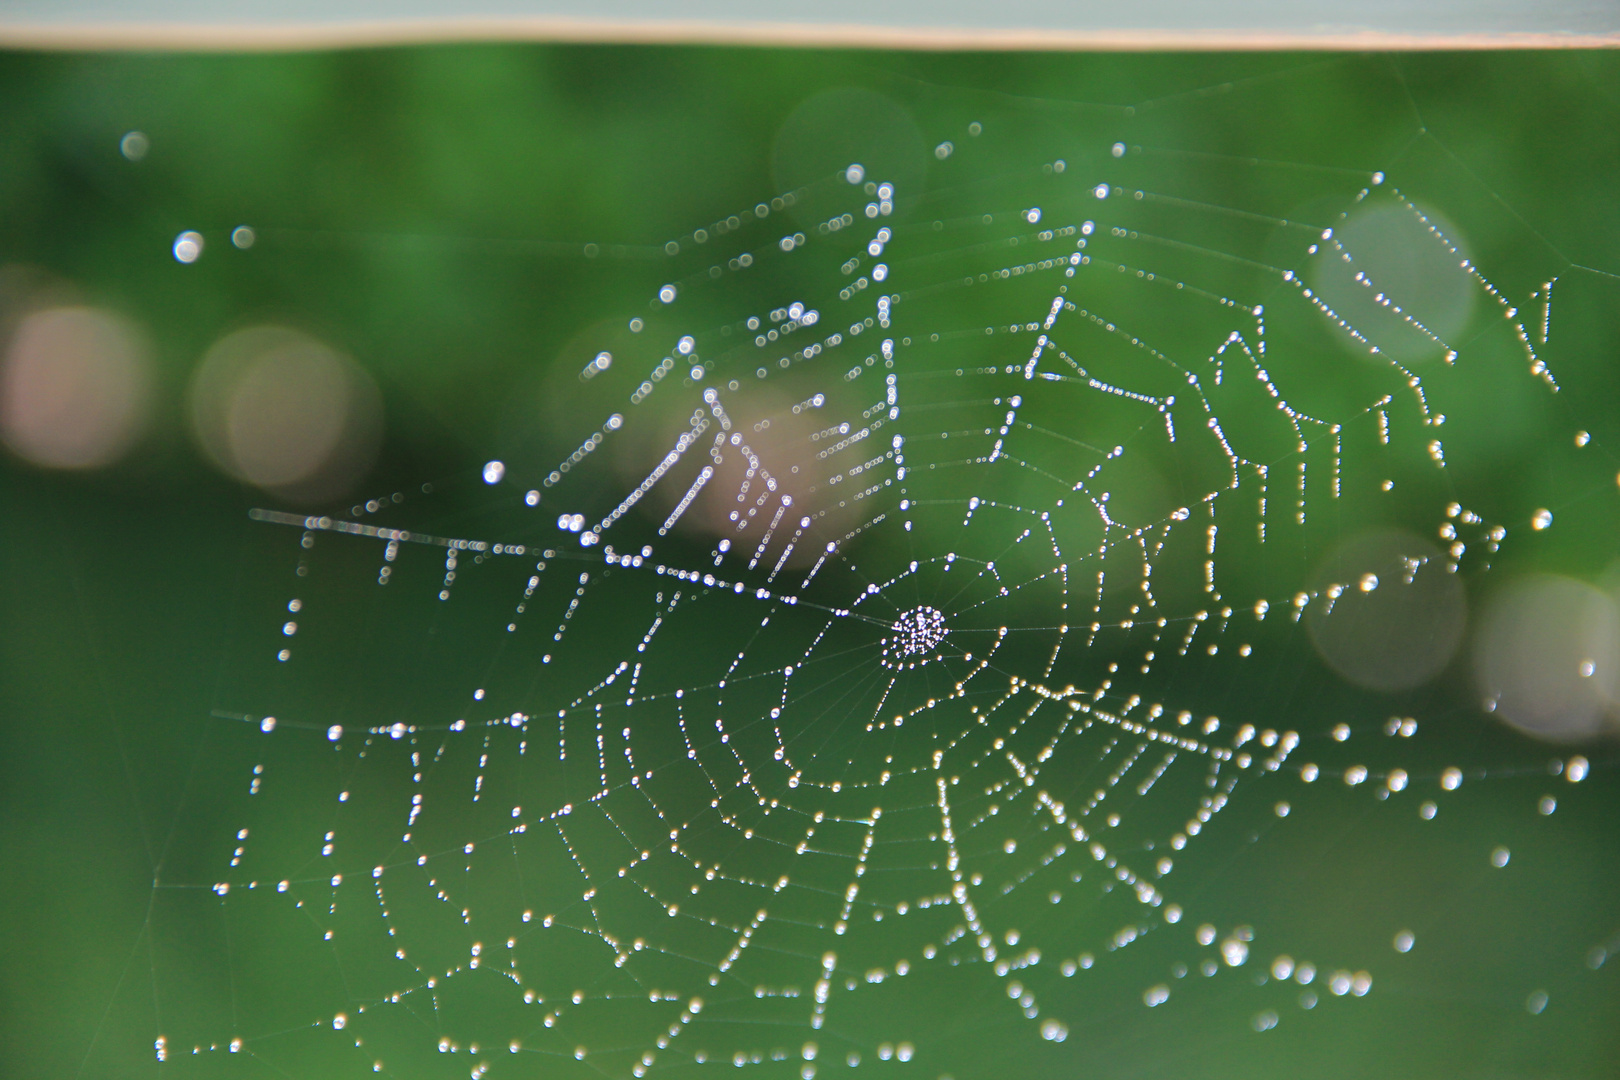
<box><xmin>173</xmin><ymin>231</ymin><xmax>204</xmax><ymax>263</ymax></box>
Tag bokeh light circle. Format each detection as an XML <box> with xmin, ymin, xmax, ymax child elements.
<box><xmin>189</xmin><ymin>325</ymin><xmax>382</xmax><ymax>502</ymax></box>
<box><xmin>1310</xmin><ymin>202</ymin><xmax>1475</xmax><ymax>365</ymax></box>
<box><xmin>1474</xmin><ymin>575</ymin><xmax>1620</xmax><ymax>742</ymax></box>
<box><xmin>0</xmin><ymin>305</ymin><xmax>151</xmax><ymax>470</ymax></box>
<box><xmin>1306</xmin><ymin>529</ymin><xmax>1466</xmax><ymax>692</ymax></box>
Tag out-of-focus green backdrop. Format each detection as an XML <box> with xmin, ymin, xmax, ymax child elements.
<box><xmin>1</xmin><ymin>46</ymin><xmax>1618</xmax><ymax>1079</ymax></box>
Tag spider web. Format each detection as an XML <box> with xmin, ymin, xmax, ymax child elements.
<box><xmin>147</xmin><ymin>66</ymin><xmax>1616</xmax><ymax>1080</ymax></box>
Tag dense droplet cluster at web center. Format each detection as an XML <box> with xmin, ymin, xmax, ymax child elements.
<box><xmin>884</xmin><ymin>605</ymin><xmax>947</xmax><ymax>668</ymax></box>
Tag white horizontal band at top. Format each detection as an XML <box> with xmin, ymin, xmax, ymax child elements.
<box><xmin>0</xmin><ymin>0</ymin><xmax>1615</xmax><ymax>51</ymax></box>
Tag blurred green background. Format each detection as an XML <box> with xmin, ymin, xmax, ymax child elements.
<box><xmin>1</xmin><ymin>45</ymin><xmax>1618</xmax><ymax>1079</ymax></box>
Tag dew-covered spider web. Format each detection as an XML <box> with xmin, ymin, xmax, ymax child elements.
<box><xmin>148</xmin><ymin>61</ymin><xmax>1620</xmax><ymax>1080</ymax></box>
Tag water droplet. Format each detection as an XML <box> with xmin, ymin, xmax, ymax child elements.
<box><xmin>173</xmin><ymin>231</ymin><xmax>204</xmax><ymax>263</ymax></box>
